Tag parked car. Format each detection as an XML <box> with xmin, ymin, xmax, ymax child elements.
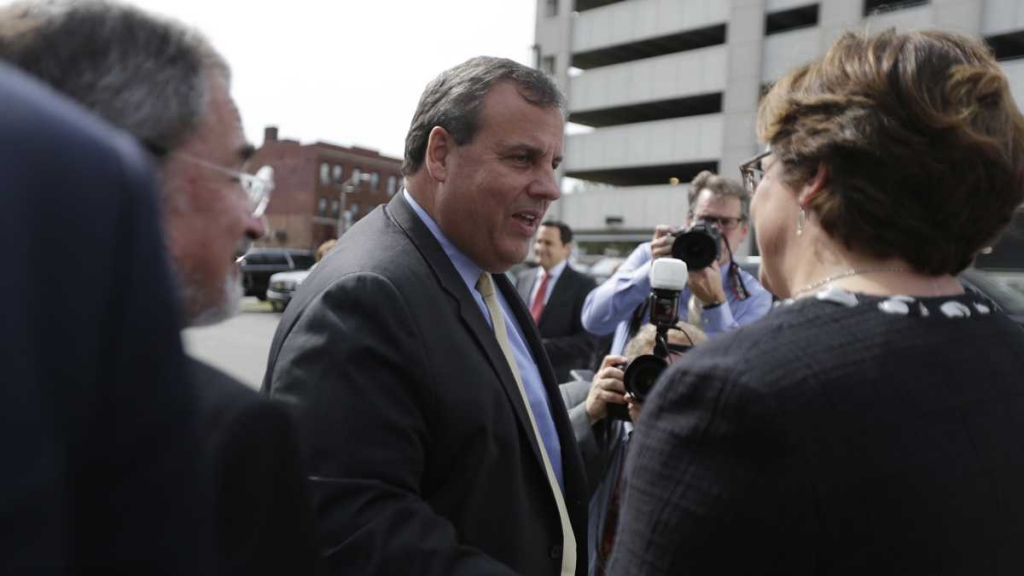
<box><xmin>960</xmin><ymin>268</ymin><xmax>1024</xmax><ymax>326</ymax></box>
<box><xmin>266</xmin><ymin>265</ymin><xmax>316</xmax><ymax>312</ymax></box>
<box><xmin>586</xmin><ymin>256</ymin><xmax>626</xmax><ymax>284</ymax></box>
<box><xmin>238</xmin><ymin>248</ymin><xmax>315</xmax><ymax>301</ymax></box>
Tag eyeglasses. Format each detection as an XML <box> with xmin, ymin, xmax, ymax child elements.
<box><xmin>739</xmin><ymin>149</ymin><xmax>772</xmax><ymax>194</ymax></box>
<box><xmin>175</xmin><ymin>153</ymin><xmax>274</xmax><ymax>218</ymax></box>
<box><xmin>141</xmin><ymin>140</ymin><xmax>274</xmax><ymax>218</ymax></box>
<box><xmin>697</xmin><ymin>215</ymin><xmax>747</xmax><ymax>231</ymax></box>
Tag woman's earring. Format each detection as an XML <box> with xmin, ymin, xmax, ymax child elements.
<box><xmin>796</xmin><ymin>208</ymin><xmax>805</xmax><ymax>236</ymax></box>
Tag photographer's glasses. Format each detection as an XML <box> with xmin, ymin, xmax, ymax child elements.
<box><xmin>699</xmin><ymin>215</ymin><xmax>746</xmax><ymax>231</ymax></box>
<box><xmin>739</xmin><ymin>149</ymin><xmax>772</xmax><ymax>194</ymax></box>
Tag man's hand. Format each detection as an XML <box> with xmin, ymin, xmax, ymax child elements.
<box><xmin>585</xmin><ymin>355</ymin><xmax>629</xmax><ymax>425</ymax></box>
<box><xmin>688</xmin><ymin>260</ymin><xmax>727</xmax><ymax>306</ymax></box>
<box><xmin>650</xmin><ymin>225</ymin><xmax>677</xmax><ymax>260</ymax></box>
<box><xmin>625</xmin><ymin>394</ymin><xmax>642</xmax><ymax>423</ymax></box>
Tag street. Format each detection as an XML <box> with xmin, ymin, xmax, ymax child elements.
<box><xmin>183</xmin><ymin>298</ymin><xmax>281</xmax><ymax>390</ymax></box>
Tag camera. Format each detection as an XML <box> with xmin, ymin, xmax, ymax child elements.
<box><xmin>671</xmin><ymin>219</ymin><xmax>722</xmax><ymax>271</ymax></box>
<box><xmin>608</xmin><ymin>258</ymin><xmax>687</xmax><ymax>421</ymax></box>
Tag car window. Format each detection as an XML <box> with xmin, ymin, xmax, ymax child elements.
<box><xmin>267</xmin><ymin>254</ymin><xmax>289</xmax><ymax>265</ymax></box>
<box><xmin>243</xmin><ymin>254</ymin><xmax>264</xmax><ymax>265</ymax></box>
<box><xmin>292</xmin><ymin>255</ymin><xmax>316</xmax><ymax>269</ymax></box>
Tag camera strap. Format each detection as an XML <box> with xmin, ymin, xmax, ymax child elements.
<box><xmin>627</xmin><ymin>299</ymin><xmax>650</xmax><ymax>342</ymax></box>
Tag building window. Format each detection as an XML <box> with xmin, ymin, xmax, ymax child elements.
<box><xmin>542</xmin><ymin>55</ymin><xmax>556</xmax><ymax>76</ymax></box>
<box><xmin>370</xmin><ymin>171</ymin><xmax>380</xmax><ymax>191</ymax></box>
<box><xmin>330</xmin><ymin>199</ymin><xmax>340</xmax><ymax>217</ymax></box>
<box><xmin>387</xmin><ymin>175</ymin><xmax>397</xmax><ymax>196</ymax></box>
<box><xmin>319</xmin><ymin>162</ymin><xmax>330</xmax><ymax>185</ymax></box>
<box><xmin>350</xmin><ymin>203</ymin><xmax>361</xmax><ymax>219</ymax></box>
<box><xmin>332</xmin><ymin>164</ymin><xmax>343</xmax><ymax>183</ymax></box>
<box><xmin>545</xmin><ymin>0</ymin><xmax>558</xmax><ymax>17</ymax></box>
<box><xmin>864</xmin><ymin>0</ymin><xmax>928</xmax><ymax>16</ymax></box>
<box><xmin>765</xmin><ymin>4</ymin><xmax>818</xmax><ymax>35</ymax></box>
<box><xmin>352</xmin><ymin>167</ymin><xmax>361</xmax><ymax>186</ymax></box>
<box><xmin>317</xmin><ymin>197</ymin><xmax>328</xmax><ymax>216</ymax></box>
<box><xmin>987</xmin><ymin>30</ymin><xmax>1024</xmax><ymax>61</ymax></box>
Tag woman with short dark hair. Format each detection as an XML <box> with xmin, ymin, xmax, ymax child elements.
<box><xmin>609</xmin><ymin>29</ymin><xmax>1024</xmax><ymax>576</ymax></box>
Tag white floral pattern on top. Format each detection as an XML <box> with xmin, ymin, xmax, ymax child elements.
<box><xmin>790</xmin><ymin>286</ymin><xmax>999</xmax><ymax>320</ymax></box>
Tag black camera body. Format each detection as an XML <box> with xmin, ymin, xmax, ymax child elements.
<box><xmin>671</xmin><ymin>219</ymin><xmax>721</xmax><ymax>271</ymax></box>
<box><xmin>608</xmin><ymin>258</ymin><xmax>688</xmax><ymax>421</ymax></box>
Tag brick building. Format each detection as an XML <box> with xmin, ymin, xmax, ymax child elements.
<box><xmin>250</xmin><ymin>126</ymin><xmax>403</xmax><ymax>250</ymax></box>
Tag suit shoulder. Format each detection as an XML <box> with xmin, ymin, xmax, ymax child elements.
<box><xmin>190</xmin><ymin>358</ymin><xmax>285</xmax><ymax>432</ymax></box>
<box><xmin>562</xmin><ymin>265</ymin><xmax>596</xmax><ymax>290</ymax></box>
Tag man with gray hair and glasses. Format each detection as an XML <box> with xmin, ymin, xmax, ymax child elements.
<box><xmin>0</xmin><ymin>2</ymin><xmax>317</xmax><ymax>574</ymax></box>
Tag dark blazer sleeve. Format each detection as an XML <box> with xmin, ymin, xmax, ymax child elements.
<box><xmin>541</xmin><ymin>269</ymin><xmax>597</xmax><ymax>373</ymax></box>
<box><xmin>607</xmin><ymin>359</ymin><xmax>811</xmax><ymax>576</ymax></box>
<box><xmin>195</xmin><ymin>360</ymin><xmax>319</xmax><ymax>576</ymax></box>
<box><xmin>559</xmin><ymin>378</ymin><xmax>614</xmax><ymax>496</ymax></box>
<box><xmin>269</xmin><ymin>273</ymin><xmax>521</xmax><ymax>576</ymax></box>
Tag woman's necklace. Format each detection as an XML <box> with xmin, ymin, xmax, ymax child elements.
<box><xmin>793</xmin><ymin>266</ymin><xmax>907</xmax><ymax>298</ymax></box>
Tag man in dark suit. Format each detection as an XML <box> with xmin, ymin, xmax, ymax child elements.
<box><xmin>0</xmin><ymin>62</ymin><xmax>212</xmax><ymax>574</ymax></box>
<box><xmin>264</xmin><ymin>56</ymin><xmax>588</xmax><ymax>576</ymax></box>
<box><xmin>517</xmin><ymin>220</ymin><xmax>597</xmax><ymax>381</ymax></box>
<box><xmin>0</xmin><ymin>3</ymin><xmax>317</xmax><ymax>575</ymax></box>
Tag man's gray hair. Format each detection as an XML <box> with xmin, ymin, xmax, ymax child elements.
<box><xmin>402</xmin><ymin>56</ymin><xmax>565</xmax><ymax>176</ymax></box>
<box><xmin>0</xmin><ymin>0</ymin><xmax>227</xmax><ymax>154</ymax></box>
<box><xmin>688</xmin><ymin>170</ymin><xmax>750</xmax><ymax>219</ymax></box>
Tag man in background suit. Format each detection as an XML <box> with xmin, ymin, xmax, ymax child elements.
<box><xmin>0</xmin><ymin>3</ymin><xmax>317</xmax><ymax>574</ymax></box>
<box><xmin>264</xmin><ymin>56</ymin><xmax>587</xmax><ymax>575</ymax></box>
<box><xmin>517</xmin><ymin>220</ymin><xmax>597</xmax><ymax>381</ymax></box>
<box><xmin>0</xmin><ymin>62</ymin><xmax>211</xmax><ymax>574</ymax></box>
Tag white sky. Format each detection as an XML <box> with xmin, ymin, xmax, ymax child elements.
<box><xmin>123</xmin><ymin>0</ymin><xmax>539</xmax><ymax>159</ymax></box>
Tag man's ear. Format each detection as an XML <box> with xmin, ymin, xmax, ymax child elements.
<box><xmin>425</xmin><ymin>126</ymin><xmax>452</xmax><ymax>183</ymax></box>
<box><xmin>798</xmin><ymin>161</ymin><xmax>829</xmax><ymax>206</ymax></box>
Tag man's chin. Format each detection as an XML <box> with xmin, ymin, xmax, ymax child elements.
<box><xmin>187</xmin><ymin>277</ymin><xmax>243</xmax><ymax>327</ymax></box>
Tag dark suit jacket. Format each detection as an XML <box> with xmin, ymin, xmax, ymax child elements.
<box><xmin>0</xmin><ymin>64</ymin><xmax>212</xmax><ymax>574</ymax></box>
<box><xmin>263</xmin><ymin>193</ymin><xmax>588</xmax><ymax>576</ymax></box>
<box><xmin>192</xmin><ymin>358</ymin><xmax>319</xmax><ymax>576</ymax></box>
<box><xmin>517</xmin><ymin>265</ymin><xmax>597</xmax><ymax>381</ymax></box>
<box><xmin>559</xmin><ymin>377</ymin><xmax>615</xmax><ymax>497</ymax></box>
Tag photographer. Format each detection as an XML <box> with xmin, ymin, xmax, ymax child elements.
<box><xmin>581</xmin><ymin>171</ymin><xmax>772</xmax><ymax>356</ymax></box>
<box><xmin>559</xmin><ymin>321</ymin><xmax>705</xmax><ymax>576</ymax></box>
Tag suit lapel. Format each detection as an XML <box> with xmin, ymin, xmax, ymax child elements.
<box><xmin>385</xmin><ymin>194</ymin><xmax>547</xmax><ymax>470</ymax></box>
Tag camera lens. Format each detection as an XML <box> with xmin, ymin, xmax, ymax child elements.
<box><xmin>623</xmin><ymin>354</ymin><xmax>668</xmax><ymax>403</ymax></box>
<box><xmin>671</xmin><ymin>227</ymin><xmax>719</xmax><ymax>271</ymax></box>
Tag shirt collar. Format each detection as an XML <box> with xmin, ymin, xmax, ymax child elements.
<box><xmin>403</xmin><ymin>189</ymin><xmax>484</xmax><ymax>291</ymax></box>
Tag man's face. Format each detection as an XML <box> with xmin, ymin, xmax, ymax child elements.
<box><xmin>533</xmin><ymin>225</ymin><xmax>570</xmax><ymax>271</ymax></box>
<box><xmin>162</xmin><ymin>77</ymin><xmax>265</xmax><ymax>325</ymax></box>
<box><xmin>433</xmin><ymin>81</ymin><xmax>564</xmax><ymax>273</ymax></box>
<box><xmin>688</xmin><ymin>188</ymin><xmax>748</xmax><ymax>264</ymax></box>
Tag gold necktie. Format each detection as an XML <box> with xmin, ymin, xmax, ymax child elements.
<box><xmin>476</xmin><ymin>272</ymin><xmax>576</xmax><ymax>576</ymax></box>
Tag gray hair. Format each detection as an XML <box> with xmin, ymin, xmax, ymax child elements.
<box><xmin>688</xmin><ymin>170</ymin><xmax>750</xmax><ymax>219</ymax></box>
<box><xmin>402</xmin><ymin>55</ymin><xmax>565</xmax><ymax>176</ymax></box>
<box><xmin>0</xmin><ymin>0</ymin><xmax>227</xmax><ymax>154</ymax></box>
<box><xmin>623</xmin><ymin>321</ymin><xmax>707</xmax><ymax>361</ymax></box>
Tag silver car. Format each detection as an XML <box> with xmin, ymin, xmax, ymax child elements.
<box><xmin>266</xmin><ymin>265</ymin><xmax>316</xmax><ymax>312</ymax></box>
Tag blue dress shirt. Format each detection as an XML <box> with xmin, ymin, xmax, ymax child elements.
<box><xmin>403</xmin><ymin>191</ymin><xmax>564</xmax><ymax>488</ymax></box>
<box><xmin>581</xmin><ymin>240</ymin><xmax>773</xmax><ymax>354</ymax></box>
